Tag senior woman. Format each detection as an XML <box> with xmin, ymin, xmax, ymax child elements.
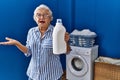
<box><xmin>0</xmin><ymin>4</ymin><xmax>71</xmax><ymax>80</ymax></box>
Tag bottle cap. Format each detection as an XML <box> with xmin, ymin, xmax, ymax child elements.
<box><xmin>57</xmin><ymin>19</ymin><xmax>62</xmax><ymax>23</ymax></box>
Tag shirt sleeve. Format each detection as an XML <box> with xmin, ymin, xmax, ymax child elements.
<box><xmin>24</xmin><ymin>29</ymin><xmax>32</xmax><ymax>57</ymax></box>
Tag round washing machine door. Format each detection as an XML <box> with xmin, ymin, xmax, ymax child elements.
<box><xmin>68</xmin><ymin>54</ymin><xmax>88</xmax><ymax>76</ymax></box>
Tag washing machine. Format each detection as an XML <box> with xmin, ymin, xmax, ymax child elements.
<box><xmin>66</xmin><ymin>45</ymin><xmax>98</xmax><ymax>80</ymax></box>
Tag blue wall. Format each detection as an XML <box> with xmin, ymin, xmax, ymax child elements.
<box><xmin>0</xmin><ymin>0</ymin><xmax>120</xmax><ymax>80</ymax></box>
<box><xmin>0</xmin><ymin>0</ymin><xmax>37</xmax><ymax>80</ymax></box>
<box><xmin>72</xmin><ymin>0</ymin><xmax>120</xmax><ymax>58</ymax></box>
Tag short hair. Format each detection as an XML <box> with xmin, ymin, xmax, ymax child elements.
<box><xmin>33</xmin><ymin>4</ymin><xmax>53</xmax><ymax>21</ymax></box>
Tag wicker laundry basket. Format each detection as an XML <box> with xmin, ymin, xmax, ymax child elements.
<box><xmin>94</xmin><ymin>62</ymin><xmax>120</xmax><ymax>80</ymax></box>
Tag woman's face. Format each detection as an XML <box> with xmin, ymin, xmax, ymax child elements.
<box><xmin>34</xmin><ymin>8</ymin><xmax>52</xmax><ymax>30</ymax></box>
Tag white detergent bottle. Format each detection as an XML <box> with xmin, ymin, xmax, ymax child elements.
<box><xmin>53</xmin><ymin>19</ymin><xmax>66</xmax><ymax>54</ymax></box>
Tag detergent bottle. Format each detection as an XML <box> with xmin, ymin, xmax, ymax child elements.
<box><xmin>53</xmin><ymin>19</ymin><xmax>66</xmax><ymax>54</ymax></box>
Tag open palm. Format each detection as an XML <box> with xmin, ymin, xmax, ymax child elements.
<box><xmin>0</xmin><ymin>37</ymin><xmax>18</xmax><ymax>45</ymax></box>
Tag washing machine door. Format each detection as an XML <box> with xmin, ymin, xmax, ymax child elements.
<box><xmin>68</xmin><ymin>54</ymin><xmax>88</xmax><ymax>76</ymax></box>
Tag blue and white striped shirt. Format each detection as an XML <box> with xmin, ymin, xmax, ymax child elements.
<box><xmin>25</xmin><ymin>25</ymin><xmax>63</xmax><ymax>80</ymax></box>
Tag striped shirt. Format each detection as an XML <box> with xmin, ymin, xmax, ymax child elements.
<box><xmin>25</xmin><ymin>25</ymin><xmax>63</xmax><ymax>80</ymax></box>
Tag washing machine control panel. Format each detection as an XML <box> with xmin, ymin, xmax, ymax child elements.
<box><xmin>71</xmin><ymin>45</ymin><xmax>98</xmax><ymax>59</ymax></box>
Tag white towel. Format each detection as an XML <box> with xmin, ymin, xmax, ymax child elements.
<box><xmin>95</xmin><ymin>56</ymin><xmax>120</xmax><ymax>66</ymax></box>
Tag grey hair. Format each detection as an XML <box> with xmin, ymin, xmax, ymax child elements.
<box><xmin>33</xmin><ymin>4</ymin><xmax>53</xmax><ymax>21</ymax></box>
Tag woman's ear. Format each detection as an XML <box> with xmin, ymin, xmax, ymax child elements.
<box><xmin>51</xmin><ymin>16</ymin><xmax>53</xmax><ymax>21</ymax></box>
<box><xmin>33</xmin><ymin>15</ymin><xmax>36</xmax><ymax>22</ymax></box>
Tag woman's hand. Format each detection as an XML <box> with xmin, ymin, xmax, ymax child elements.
<box><xmin>0</xmin><ymin>37</ymin><xmax>18</xmax><ymax>45</ymax></box>
<box><xmin>0</xmin><ymin>37</ymin><xmax>28</xmax><ymax>53</ymax></box>
<box><xmin>64</xmin><ymin>32</ymin><xmax>70</xmax><ymax>42</ymax></box>
<box><xmin>64</xmin><ymin>32</ymin><xmax>71</xmax><ymax>53</ymax></box>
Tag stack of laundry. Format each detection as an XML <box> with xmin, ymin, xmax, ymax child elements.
<box><xmin>70</xmin><ymin>29</ymin><xmax>97</xmax><ymax>47</ymax></box>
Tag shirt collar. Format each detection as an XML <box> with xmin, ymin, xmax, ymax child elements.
<box><xmin>35</xmin><ymin>24</ymin><xmax>53</xmax><ymax>32</ymax></box>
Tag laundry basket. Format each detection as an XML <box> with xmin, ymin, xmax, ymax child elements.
<box><xmin>69</xmin><ymin>29</ymin><xmax>97</xmax><ymax>47</ymax></box>
<box><xmin>69</xmin><ymin>35</ymin><xmax>96</xmax><ymax>47</ymax></box>
<box><xmin>94</xmin><ymin>62</ymin><xmax>120</xmax><ymax>80</ymax></box>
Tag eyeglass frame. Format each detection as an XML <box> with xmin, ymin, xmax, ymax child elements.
<box><xmin>35</xmin><ymin>13</ymin><xmax>51</xmax><ymax>19</ymax></box>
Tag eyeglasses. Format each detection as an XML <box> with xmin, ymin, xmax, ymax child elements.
<box><xmin>36</xmin><ymin>13</ymin><xmax>51</xmax><ymax>19</ymax></box>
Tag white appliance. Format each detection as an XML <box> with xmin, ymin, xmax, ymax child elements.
<box><xmin>66</xmin><ymin>46</ymin><xmax>98</xmax><ymax>80</ymax></box>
